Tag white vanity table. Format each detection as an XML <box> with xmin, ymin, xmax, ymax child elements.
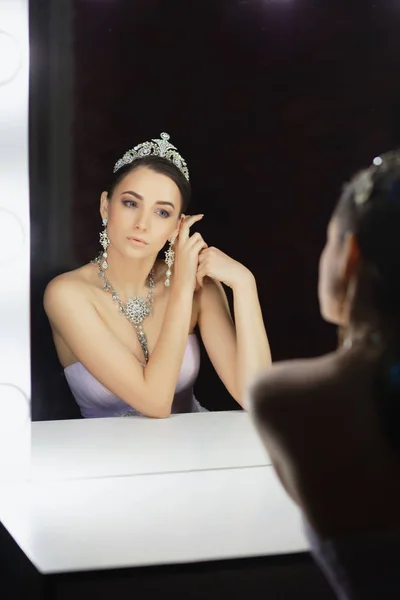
<box><xmin>0</xmin><ymin>412</ymin><xmax>336</xmax><ymax>599</ymax></box>
<box><xmin>31</xmin><ymin>411</ymin><xmax>270</xmax><ymax>479</ymax></box>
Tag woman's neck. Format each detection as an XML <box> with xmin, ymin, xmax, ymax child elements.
<box><xmin>341</xmin><ymin>275</ymin><xmax>400</xmax><ymax>351</ymax></box>
<box><xmin>340</xmin><ymin>317</ymin><xmax>400</xmax><ymax>351</ymax></box>
<box><xmin>100</xmin><ymin>248</ymin><xmax>158</xmax><ymax>301</ymax></box>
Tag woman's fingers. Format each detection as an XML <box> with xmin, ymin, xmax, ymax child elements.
<box><xmin>192</xmin><ymin>237</ymin><xmax>208</xmax><ymax>255</ymax></box>
<box><xmin>178</xmin><ymin>214</ymin><xmax>204</xmax><ymax>242</ymax></box>
<box><xmin>197</xmin><ymin>247</ymin><xmax>208</xmax><ymax>263</ymax></box>
<box><xmin>196</xmin><ymin>268</ymin><xmax>205</xmax><ymax>288</ymax></box>
<box><xmin>187</xmin><ymin>231</ymin><xmax>207</xmax><ymax>247</ymax></box>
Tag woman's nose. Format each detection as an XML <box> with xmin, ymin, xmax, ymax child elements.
<box><xmin>134</xmin><ymin>221</ymin><xmax>147</xmax><ymax>231</ymax></box>
<box><xmin>133</xmin><ymin>211</ymin><xmax>150</xmax><ymax>232</ymax></box>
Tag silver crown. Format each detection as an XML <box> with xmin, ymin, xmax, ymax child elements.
<box><xmin>113</xmin><ymin>132</ymin><xmax>190</xmax><ymax>181</ymax></box>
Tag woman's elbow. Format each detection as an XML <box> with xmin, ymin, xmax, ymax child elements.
<box><xmin>139</xmin><ymin>397</ymin><xmax>172</xmax><ymax>419</ymax></box>
<box><xmin>150</xmin><ymin>407</ymin><xmax>171</xmax><ymax>419</ymax></box>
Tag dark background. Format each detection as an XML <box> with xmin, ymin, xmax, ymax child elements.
<box><xmin>30</xmin><ymin>0</ymin><xmax>400</xmax><ymax>420</ymax></box>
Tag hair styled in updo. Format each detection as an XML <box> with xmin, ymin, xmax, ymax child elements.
<box><xmin>334</xmin><ymin>150</ymin><xmax>400</xmax><ymax>449</ymax></box>
<box><xmin>335</xmin><ymin>152</ymin><xmax>400</xmax><ymax>319</ymax></box>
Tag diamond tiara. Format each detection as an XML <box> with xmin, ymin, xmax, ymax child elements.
<box><xmin>113</xmin><ymin>132</ymin><xmax>190</xmax><ymax>181</ymax></box>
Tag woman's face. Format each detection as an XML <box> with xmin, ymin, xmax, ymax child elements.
<box><xmin>100</xmin><ymin>166</ymin><xmax>182</xmax><ymax>258</ymax></box>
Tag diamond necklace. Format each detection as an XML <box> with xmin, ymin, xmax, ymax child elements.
<box><xmin>92</xmin><ymin>254</ymin><xmax>155</xmax><ymax>364</ymax></box>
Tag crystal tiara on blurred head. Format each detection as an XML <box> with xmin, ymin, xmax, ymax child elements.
<box><xmin>113</xmin><ymin>132</ymin><xmax>190</xmax><ymax>181</ymax></box>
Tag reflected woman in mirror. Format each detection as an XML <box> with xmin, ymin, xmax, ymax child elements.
<box><xmin>44</xmin><ymin>132</ymin><xmax>271</xmax><ymax>418</ymax></box>
<box><xmin>248</xmin><ymin>151</ymin><xmax>400</xmax><ymax>599</ymax></box>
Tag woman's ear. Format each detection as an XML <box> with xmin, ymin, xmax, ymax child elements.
<box><xmin>341</xmin><ymin>232</ymin><xmax>361</xmax><ymax>283</ymax></box>
<box><xmin>335</xmin><ymin>232</ymin><xmax>361</xmax><ymax>322</ymax></box>
<box><xmin>100</xmin><ymin>191</ymin><xmax>109</xmax><ymax>222</ymax></box>
<box><xmin>172</xmin><ymin>214</ymin><xmax>186</xmax><ymax>240</ymax></box>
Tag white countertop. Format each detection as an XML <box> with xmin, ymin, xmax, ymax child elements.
<box><xmin>0</xmin><ymin>466</ymin><xmax>307</xmax><ymax>574</ymax></box>
<box><xmin>31</xmin><ymin>411</ymin><xmax>271</xmax><ymax>480</ymax></box>
<box><xmin>0</xmin><ymin>411</ymin><xmax>308</xmax><ymax>575</ymax></box>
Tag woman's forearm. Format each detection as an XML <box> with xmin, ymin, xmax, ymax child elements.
<box><xmin>232</xmin><ymin>272</ymin><xmax>271</xmax><ymax>405</ymax></box>
<box><xmin>144</xmin><ymin>282</ymin><xmax>194</xmax><ymax>416</ymax></box>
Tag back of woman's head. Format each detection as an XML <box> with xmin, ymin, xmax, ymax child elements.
<box><xmin>335</xmin><ymin>151</ymin><xmax>400</xmax><ymax>450</ymax></box>
<box><xmin>335</xmin><ymin>151</ymin><xmax>400</xmax><ymax>320</ymax></box>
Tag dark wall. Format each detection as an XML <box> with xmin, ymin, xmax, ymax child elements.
<box><xmin>30</xmin><ymin>0</ymin><xmax>400</xmax><ymax>419</ymax></box>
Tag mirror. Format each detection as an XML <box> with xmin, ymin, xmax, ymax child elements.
<box><xmin>29</xmin><ymin>0</ymin><xmax>400</xmax><ymax>423</ymax></box>
<box><xmin>0</xmin><ymin>0</ymin><xmax>30</xmax><ymax>480</ymax></box>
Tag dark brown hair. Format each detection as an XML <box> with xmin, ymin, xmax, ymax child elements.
<box><xmin>334</xmin><ymin>151</ymin><xmax>400</xmax><ymax>449</ymax></box>
<box><xmin>106</xmin><ymin>155</ymin><xmax>191</xmax><ymax>215</ymax></box>
<box><xmin>335</xmin><ymin>152</ymin><xmax>400</xmax><ymax>319</ymax></box>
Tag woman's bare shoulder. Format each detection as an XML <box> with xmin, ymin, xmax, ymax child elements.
<box><xmin>251</xmin><ymin>352</ymin><xmax>339</xmax><ymax>398</ymax></box>
<box><xmin>248</xmin><ymin>347</ymin><xmax>377</xmax><ymax>423</ymax></box>
<box><xmin>47</xmin><ymin>263</ymin><xmax>96</xmax><ymax>287</ymax></box>
<box><xmin>44</xmin><ymin>264</ymin><xmax>98</xmax><ymax>310</ymax></box>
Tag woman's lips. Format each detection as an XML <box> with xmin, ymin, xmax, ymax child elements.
<box><xmin>127</xmin><ymin>236</ymin><xmax>148</xmax><ymax>247</ymax></box>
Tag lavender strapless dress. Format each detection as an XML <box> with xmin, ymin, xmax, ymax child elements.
<box><xmin>64</xmin><ymin>334</ymin><xmax>207</xmax><ymax>418</ymax></box>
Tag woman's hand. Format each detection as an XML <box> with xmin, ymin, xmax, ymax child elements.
<box><xmin>172</xmin><ymin>214</ymin><xmax>208</xmax><ymax>292</ymax></box>
<box><xmin>196</xmin><ymin>247</ymin><xmax>252</xmax><ymax>290</ymax></box>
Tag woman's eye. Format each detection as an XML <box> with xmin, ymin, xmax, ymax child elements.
<box><xmin>122</xmin><ymin>200</ymin><xmax>137</xmax><ymax>208</ymax></box>
<box><xmin>122</xmin><ymin>200</ymin><xmax>169</xmax><ymax>218</ymax></box>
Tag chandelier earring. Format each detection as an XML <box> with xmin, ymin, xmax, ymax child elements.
<box><xmin>164</xmin><ymin>236</ymin><xmax>175</xmax><ymax>287</ymax></box>
<box><xmin>99</xmin><ymin>218</ymin><xmax>110</xmax><ymax>270</ymax></box>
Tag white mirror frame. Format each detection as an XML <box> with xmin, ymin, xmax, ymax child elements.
<box><xmin>0</xmin><ymin>0</ymin><xmax>30</xmax><ymax>480</ymax></box>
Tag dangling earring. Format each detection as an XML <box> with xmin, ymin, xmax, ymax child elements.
<box><xmin>99</xmin><ymin>218</ymin><xmax>110</xmax><ymax>270</ymax></box>
<box><xmin>164</xmin><ymin>236</ymin><xmax>175</xmax><ymax>287</ymax></box>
